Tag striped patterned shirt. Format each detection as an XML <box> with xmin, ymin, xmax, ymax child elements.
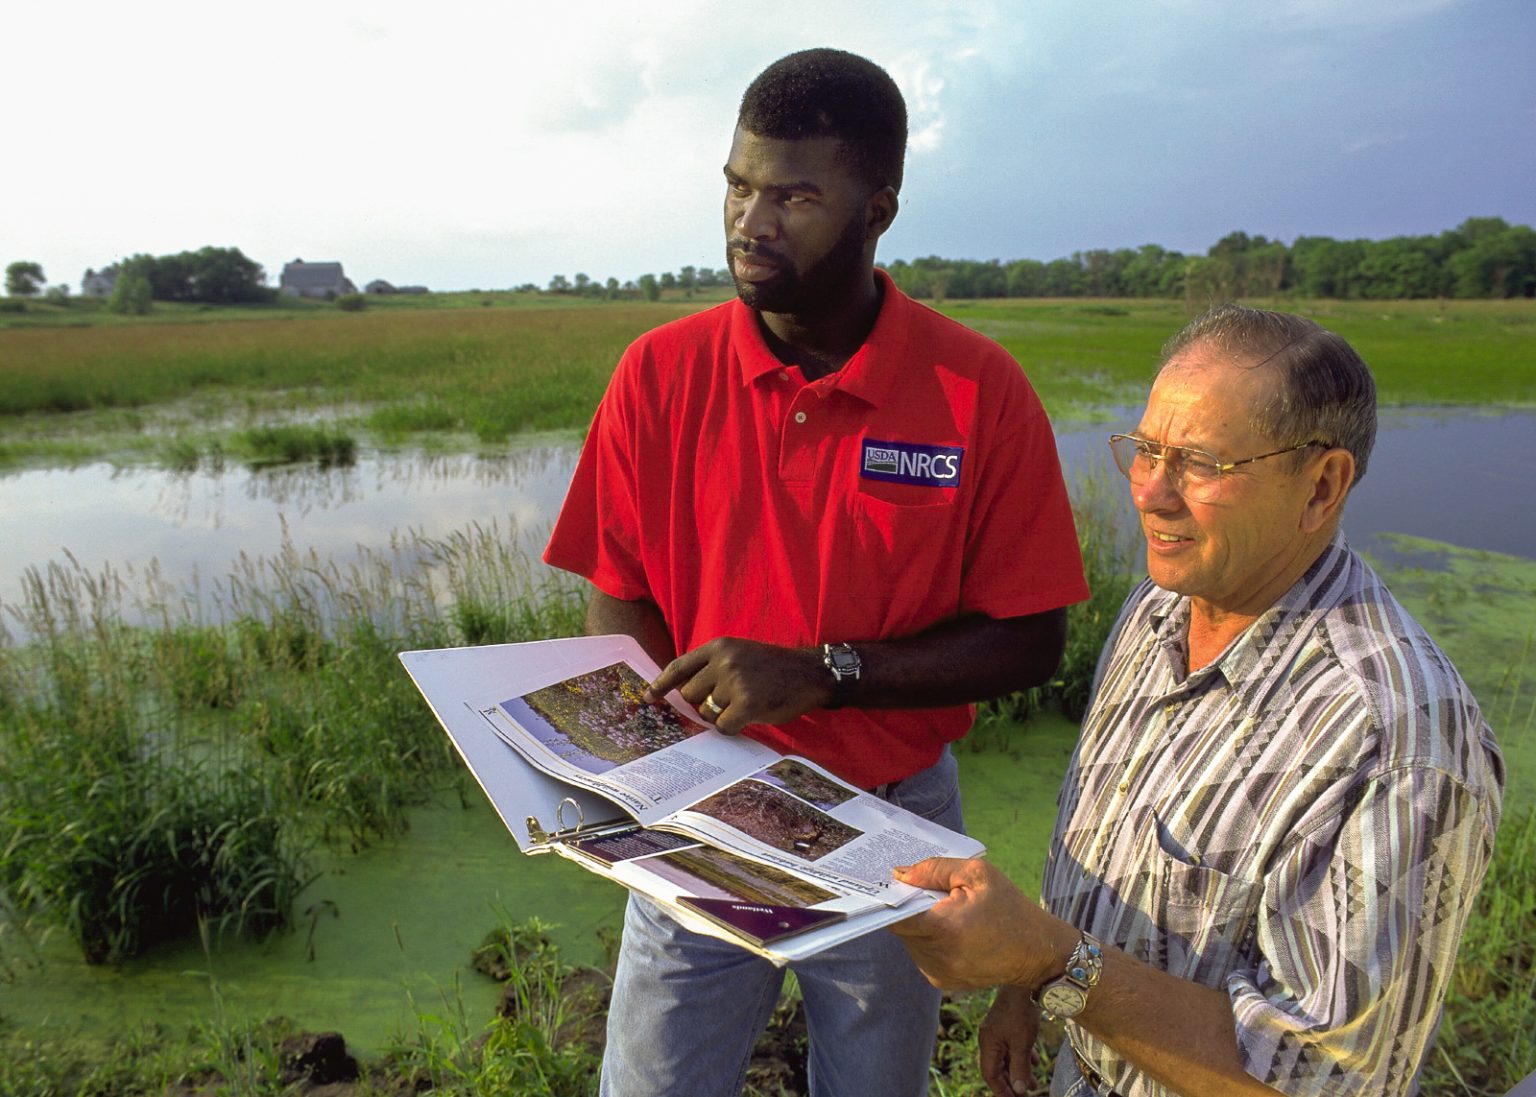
<box><xmin>1042</xmin><ymin>534</ymin><xmax>1504</xmax><ymax>1097</ymax></box>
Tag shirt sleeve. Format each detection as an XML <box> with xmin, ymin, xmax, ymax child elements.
<box><xmin>542</xmin><ymin>347</ymin><xmax>653</xmax><ymax>602</ymax></box>
<box><xmin>1227</xmin><ymin>763</ymin><xmax>1497</xmax><ymax>1096</ymax></box>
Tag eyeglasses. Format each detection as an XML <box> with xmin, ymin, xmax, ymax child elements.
<box><xmin>1107</xmin><ymin>434</ymin><xmax>1326</xmax><ymax>502</ymax></box>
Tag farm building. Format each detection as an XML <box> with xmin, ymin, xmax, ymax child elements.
<box><xmin>365</xmin><ymin>280</ymin><xmax>430</xmax><ymax>295</ymax></box>
<box><xmin>280</xmin><ymin>259</ymin><xmax>357</xmax><ymax>299</ymax></box>
<box><xmin>81</xmin><ymin>266</ymin><xmax>120</xmax><ymax>297</ymax></box>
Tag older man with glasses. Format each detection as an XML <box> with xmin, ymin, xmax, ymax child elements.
<box><xmin>892</xmin><ymin>304</ymin><xmax>1505</xmax><ymax>1097</ymax></box>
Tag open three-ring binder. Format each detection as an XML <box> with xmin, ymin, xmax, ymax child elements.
<box><xmin>399</xmin><ymin>634</ymin><xmax>984</xmax><ymax>964</ymax></box>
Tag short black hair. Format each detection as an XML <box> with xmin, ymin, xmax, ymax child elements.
<box><xmin>738</xmin><ymin>48</ymin><xmax>907</xmax><ymax>193</ymax></box>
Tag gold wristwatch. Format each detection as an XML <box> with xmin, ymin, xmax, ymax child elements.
<box><xmin>1036</xmin><ymin>931</ymin><xmax>1103</xmax><ymax>1020</ymax></box>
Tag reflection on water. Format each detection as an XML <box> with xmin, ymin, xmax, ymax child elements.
<box><xmin>3</xmin><ymin>410</ymin><xmax>1532</xmax><ymax>637</ymax></box>
<box><xmin>0</xmin><ymin>446</ymin><xmax>578</xmax><ymax>638</ymax></box>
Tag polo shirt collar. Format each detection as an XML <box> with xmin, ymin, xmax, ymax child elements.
<box><xmin>1148</xmin><ymin>531</ymin><xmax>1354</xmax><ymax>689</ymax></box>
<box><xmin>730</xmin><ymin>268</ymin><xmax>911</xmax><ymax>408</ymax></box>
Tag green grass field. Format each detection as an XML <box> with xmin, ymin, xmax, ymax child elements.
<box><xmin>1</xmin><ymin>294</ymin><xmax>1531</xmax><ymax>470</ymax></box>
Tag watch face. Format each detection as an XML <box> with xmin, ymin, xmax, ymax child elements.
<box><xmin>1039</xmin><ymin>981</ymin><xmax>1087</xmax><ymax>1018</ymax></box>
<box><xmin>825</xmin><ymin>645</ymin><xmax>860</xmax><ymax>677</ymax></box>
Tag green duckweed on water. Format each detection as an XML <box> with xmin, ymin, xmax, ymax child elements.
<box><xmin>1368</xmin><ymin>535</ymin><xmax>1536</xmax><ymax>800</ymax></box>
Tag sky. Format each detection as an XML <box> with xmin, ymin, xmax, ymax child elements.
<box><xmin>5</xmin><ymin>0</ymin><xmax>1534</xmax><ymax>294</ymax></box>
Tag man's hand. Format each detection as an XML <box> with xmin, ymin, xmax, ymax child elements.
<box><xmin>644</xmin><ymin>637</ymin><xmax>832</xmax><ymax>735</ymax></box>
<box><xmin>898</xmin><ymin>862</ymin><xmax>1289</xmax><ymax>1097</ymax></box>
<box><xmin>890</xmin><ymin>858</ymin><xmax>1075</xmax><ymax>992</ymax></box>
<box><xmin>980</xmin><ymin>985</ymin><xmax>1041</xmax><ymax>1097</ymax></box>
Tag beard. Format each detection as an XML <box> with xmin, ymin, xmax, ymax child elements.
<box><xmin>728</xmin><ymin>209</ymin><xmax>870</xmax><ymax>316</ymax></box>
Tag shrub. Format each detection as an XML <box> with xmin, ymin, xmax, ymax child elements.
<box><xmin>108</xmin><ymin>268</ymin><xmax>153</xmax><ymax>315</ymax></box>
<box><xmin>336</xmin><ymin>293</ymin><xmax>367</xmax><ymax>312</ymax></box>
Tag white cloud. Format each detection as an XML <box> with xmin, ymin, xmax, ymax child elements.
<box><xmin>2</xmin><ymin>0</ymin><xmax>1529</xmax><ymax>290</ymax></box>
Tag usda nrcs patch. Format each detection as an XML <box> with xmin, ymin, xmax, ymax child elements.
<box><xmin>860</xmin><ymin>438</ymin><xmax>964</xmax><ymax>487</ymax></box>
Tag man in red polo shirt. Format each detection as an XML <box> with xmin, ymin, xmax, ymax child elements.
<box><xmin>544</xmin><ymin>47</ymin><xmax>1088</xmax><ymax>1097</ymax></box>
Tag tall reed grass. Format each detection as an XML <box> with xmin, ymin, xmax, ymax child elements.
<box><xmin>0</xmin><ymin>520</ymin><xmax>584</xmax><ymax>965</ymax></box>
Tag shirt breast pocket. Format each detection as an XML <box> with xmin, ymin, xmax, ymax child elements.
<box><xmin>837</xmin><ymin>490</ymin><xmax>963</xmax><ymax>630</ymax></box>
<box><xmin>1150</xmin><ymin>812</ymin><xmax>1263</xmax><ymax>986</ymax></box>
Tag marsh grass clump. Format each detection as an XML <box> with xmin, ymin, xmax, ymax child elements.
<box><xmin>159</xmin><ymin>435</ymin><xmax>203</xmax><ymax>471</ymax></box>
<box><xmin>0</xmin><ymin>520</ymin><xmax>583</xmax><ymax>966</ymax></box>
<box><xmin>0</xmin><ymin>560</ymin><xmax>307</xmax><ymax>963</ymax></box>
<box><xmin>368</xmin><ymin>399</ymin><xmax>461</xmax><ymax>438</ymax></box>
<box><xmin>1048</xmin><ymin>465</ymin><xmax>1138</xmax><ymax>720</ymax></box>
<box><xmin>16</xmin><ymin>766</ymin><xmax>302</xmax><ymax>964</ymax></box>
<box><xmin>151</xmin><ymin>624</ymin><xmax>244</xmax><ymax>709</ymax></box>
<box><xmin>235</xmin><ymin>423</ymin><xmax>357</xmax><ymax>467</ymax></box>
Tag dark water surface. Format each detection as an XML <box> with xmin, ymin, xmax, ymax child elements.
<box><xmin>1055</xmin><ymin>407</ymin><xmax>1536</xmax><ymax>562</ymax></box>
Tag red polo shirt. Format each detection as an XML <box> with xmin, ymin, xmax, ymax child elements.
<box><xmin>545</xmin><ymin>272</ymin><xmax>1087</xmax><ymax>788</ymax></box>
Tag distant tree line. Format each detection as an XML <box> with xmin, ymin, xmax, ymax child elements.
<box><xmin>3</xmin><ymin>261</ymin><xmax>74</xmax><ymax>307</ymax></box>
<box><xmin>535</xmin><ymin>218</ymin><xmax>1533</xmax><ymax>308</ymax></box>
<box><xmin>538</xmin><ymin>264</ymin><xmax>735</xmax><ymax>302</ymax></box>
<box><xmin>111</xmin><ymin>247</ymin><xmax>275</xmax><ymax>309</ymax></box>
<box><xmin>7</xmin><ymin>217</ymin><xmax>1530</xmax><ymax>318</ymax></box>
<box><xmin>882</xmin><ymin>217</ymin><xmax>1536</xmax><ymax>302</ymax></box>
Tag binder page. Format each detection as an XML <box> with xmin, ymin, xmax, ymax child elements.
<box><xmin>671</xmin><ymin>755</ymin><xmax>985</xmax><ymax>902</ymax></box>
<box><xmin>400</xmin><ymin>636</ymin><xmax>645</xmax><ymax>848</ymax></box>
<box><xmin>567</xmin><ymin>826</ymin><xmax>880</xmax><ymax>919</ymax></box>
<box><xmin>475</xmin><ymin>658</ymin><xmax>784</xmax><ymax>826</ymax></box>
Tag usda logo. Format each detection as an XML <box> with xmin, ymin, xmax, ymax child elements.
<box><xmin>861</xmin><ymin>438</ymin><xmax>964</xmax><ymax>487</ymax></box>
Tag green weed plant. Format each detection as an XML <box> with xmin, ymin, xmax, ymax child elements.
<box><xmin>235</xmin><ymin>423</ymin><xmax>358</xmax><ymax>467</ymax></box>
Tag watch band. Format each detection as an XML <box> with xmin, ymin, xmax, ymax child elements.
<box><xmin>1036</xmin><ymin>931</ymin><xmax>1103</xmax><ymax>1021</ymax></box>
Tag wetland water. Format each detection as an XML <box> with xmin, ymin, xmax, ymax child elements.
<box><xmin>1</xmin><ymin>407</ymin><xmax>1532</xmax><ymax>1052</ymax></box>
<box><xmin>4</xmin><ymin>410</ymin><xmax>1534</xmax><ymax>627</ymax></box>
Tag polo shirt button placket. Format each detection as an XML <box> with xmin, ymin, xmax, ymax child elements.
<box><xmin>779</xmin><ymin>395</ymin><xmax>818</xmax><ymax>482</ymax></box>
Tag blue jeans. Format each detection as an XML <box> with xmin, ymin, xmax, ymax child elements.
<box><xmin>598</xmin><ymin>747</ymin><xmax>963</xmax><ymax>1097</ymax></box>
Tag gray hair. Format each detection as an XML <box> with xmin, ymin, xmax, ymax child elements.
<box><xmin>1160</xmin><ymin>304</ymin><xmax>1377</xmax><ymax>485</ymax></box>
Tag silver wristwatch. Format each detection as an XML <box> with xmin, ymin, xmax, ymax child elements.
<box><xmin>822</xmin><ymin>642</ymin><xmax>861</xmax><ymax>708</ymax></box>
<box><xmin>1036</xmin><ymin>931</ymin><xmax>1103</xmax><ymax>1020</ymax></box>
